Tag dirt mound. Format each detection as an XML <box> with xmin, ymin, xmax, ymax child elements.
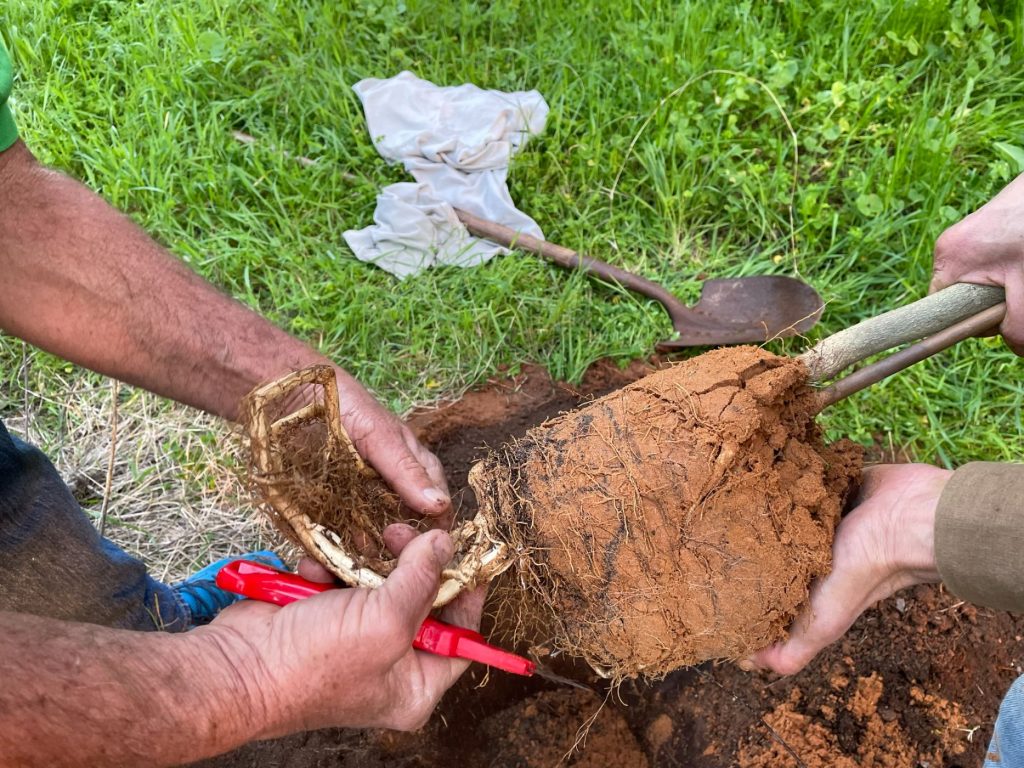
<box><xmin>476</xmin><ymin>689</ymin><xmax>649</xmax><ymax>767</ymax></box>
<box><xmin>472</xmin><ymin>346</ymin><xmax>862</xmax><ymax>677</ymax></box>
<box><xmin>734</xmin><ymin>672</ymin><xmax>968</xmax><ymax>768</ymax></box>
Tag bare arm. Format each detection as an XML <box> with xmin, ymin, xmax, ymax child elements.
<box><xmin>0</xmin><ymin>140</ymin><xmax>449</xmax><ymax>513</ymax></box>
<box><xmin>0</xmin><ymin>140</ymin><xmax>313</xmax><ymax>421</ymax></box>
<box><xmin>0</xmin><ymin>530</ymin><xmax>482</xmax><ymax>767</ymax></box>
<box><xmin>0</xmin><ymin>611</ymin><xmax>255</xmax><ymax>765</ymax></box>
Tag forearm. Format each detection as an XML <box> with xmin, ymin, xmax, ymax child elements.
<box><xmin>0</xmin><ymin>141</ymin><xmax>345</xmax><ymax>421</ymax></box>
<box><xmin>0</xmin><ymin>612</ymin><xmax>263</xmax><ymax>766</ymax></box>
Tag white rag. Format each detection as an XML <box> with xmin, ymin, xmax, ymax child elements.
<box><xmin>343</xmin><ymin>71</ymin><xmax>548</xmax><ymax>278</ymax></box>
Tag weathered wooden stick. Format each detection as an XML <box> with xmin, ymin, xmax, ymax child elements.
<box><xmin>799</xmin><ymin>283</ymin><xmax>1005</xmax><ymax>383</ymax></box>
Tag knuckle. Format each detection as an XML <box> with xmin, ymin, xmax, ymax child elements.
<box><xmin>418</xmin><ymin>446</ymin><xmax>441</xmax><ymax>469</ymax></box>
<box><xmin>395</xmin><ymin>697</ymin><xmax>435</xmax><ymax>731</ymax></box>
<box><xmin>425</xmin><ymin>454</ymin><xmax>446</xmax><ymax>479</ymax></box>
<box><xmin>340</xmin><ymin>412</ymin><xmax>375</xmax><ymax>445</ymax></box>
<box><xmin>933</xmin><ymin>220</ymin><xmax>976</xmax><ymax>265</ymax></box>
<box><xmin>772</xmin><ymin>656</ymin><xmax>806</xmax><ymax>677</ymax></box>
<box><xmin>397</xmin><ymin>564</ymin><xmax>438</xmax><ymax>604</ymax></box>
<box><xmin>395</xmin><ymin>451</ymin><xmax>428</xmax><ymax>476</ymax></box>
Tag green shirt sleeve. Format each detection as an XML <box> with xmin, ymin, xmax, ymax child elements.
<box><xmin>0</xmin><ymin>41</ymin><xmax>18</xmax><ymax>152</ymax></box>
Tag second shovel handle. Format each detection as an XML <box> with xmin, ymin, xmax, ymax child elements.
<box><xmin>799</xmin><ymin>283</ymin><xmax>1005</xmax><ymax>382</ymax></box>
<box><xmin>813</xmin><ymin>302</ymin><xmax>1006</xmax><ymax>410</ymax></box>
<box><xmin>453</xmin><ymin>208</ymin><xmax>683</xmax><ymax>311</ymax></box>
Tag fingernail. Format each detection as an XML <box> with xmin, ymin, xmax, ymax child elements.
<box><xmin>432</xmin><ymin>532</ymin><xmax>454</xmax><ymax>565</ymax></box>
<box><xmin>423</xmin><ymin>488</ymin><xmax>450</xmax><ymax>509</ymax></box>
<box><xmin>737</xmin><ymin>659</ymin><xmax>755</xmax><ymax>672</ymax></box>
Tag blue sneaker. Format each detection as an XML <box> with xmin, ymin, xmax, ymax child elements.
<box><xmin>172</xmin><ymin>550</ymin><xmax>285</xmax><ymax>627</ymax></box>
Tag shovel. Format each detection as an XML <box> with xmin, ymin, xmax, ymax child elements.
<box><xmin>455</xmin><ymin>209</ymin><xmax>824</xmax><ymax>350</ymax></box>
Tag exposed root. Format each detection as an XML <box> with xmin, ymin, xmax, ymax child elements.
<box><xmin>470</xmin><ymin>346</ymin><xmax>862</xmax><ymax>680</ymax></box>
<box><xmin>242</xmin><ymin>365</ymin><xmax>513</xmax><ymax>608</ymax></box>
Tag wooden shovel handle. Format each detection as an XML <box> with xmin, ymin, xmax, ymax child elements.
<box><xmin>800</xmin><ymin>283</ymin><xmax>1005</xmax><ymax>382</ymax></box>
<box><xmin>453</xmin><ymin>208</ymin><xmax>685</xmax><ymax>314</ymax></box>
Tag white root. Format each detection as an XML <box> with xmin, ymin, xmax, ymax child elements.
<box><xmin>245</xmin><ymin>364</ymin><xmax>513</xmax><ymax>607</ymax></box>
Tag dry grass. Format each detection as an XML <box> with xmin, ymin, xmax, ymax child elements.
<box><xmin>8</xmin><ymin>369</ymin><xmax>277</xmax><ymax>583</ymax></box>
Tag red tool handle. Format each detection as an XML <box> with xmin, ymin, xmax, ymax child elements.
<box><xmin>216</xmin><ymin>560</ymin><xmax>535</xmax><ymax>677</ymax></box>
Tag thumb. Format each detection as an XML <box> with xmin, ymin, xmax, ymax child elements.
<box><xmin>373</xmin><ymin>530</ymin><xmax>454</xmax><ymax>639</ymax></box>
<box><xmin>358</xmin><ymin>423</ymin><xmax>452</xmax><ymax>520</ymax></box>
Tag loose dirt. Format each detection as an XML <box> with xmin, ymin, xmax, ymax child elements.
<box><xmin>200</xmin><ymin>357</ymin><xmax>1021</xmax><ymax>768</ymax></box>
<box><xmin>472</xmin><ymin>346</ymin><xmax>861</xmax><ymax>677</ymax></box>
<box><xmin>473</xmin><ymin>689</ymin><xmax>649</xmax><ymax>768</ymax></box>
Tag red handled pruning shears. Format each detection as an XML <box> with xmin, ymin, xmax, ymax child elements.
<box><xmin>216</xmin><ymin>559</ymin><xmax>536</xmax><ymax>677</ymax></box>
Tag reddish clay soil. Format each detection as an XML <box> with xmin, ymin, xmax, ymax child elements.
<box><xmin>471</xmin><ymin>347</ymin><xmax>861</xmax><ymax>677</ymax></box>
<box><xmin>199</xmin><ymin>359</ymin><xmax>1021</xmax><ymax>768</ymax></box>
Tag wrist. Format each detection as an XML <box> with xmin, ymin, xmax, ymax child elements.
<box><xmin>168</xmin><ymin>626</ymin><xmax>278</xmax><ymax>751</ymax></box>
<box><xmin>884</xmin><ymin>466</ymin><xmax>950</xmax><ymax>583</ymax></box>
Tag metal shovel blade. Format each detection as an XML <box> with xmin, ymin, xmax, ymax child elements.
<box><xmin>454</xmin><ymin>209</ymin><xmax>824</xmax><ymax>351</ymax></box>
<box><xmin>656</xmin><ymin>275</ymin><xmax>824</xmax><ymax>351</ymax></box>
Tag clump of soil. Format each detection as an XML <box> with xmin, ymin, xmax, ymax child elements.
<box><xmin>203</xmin><ymin>359</ymin><xmax>1019</xmax><ymax>767</ymax></box>
<box><xmin>475</xmin><ymin>689</ymin><xmax>649</xmax><ymax>767</ymax></box>
<box><xmin>735</xmin><ymin>672</ymin><xmax>968</xmax><ymax>767</ymax></box>
<box><xmin>471</xmin><ymin>346</ymin><xmax>862</xmax><ymax>677</ymax></box>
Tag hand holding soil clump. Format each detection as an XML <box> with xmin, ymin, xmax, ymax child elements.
<box><xmin>245</xmin><ymin>347</ymin><xmax>862</xmax><ymax>679</ymax></box>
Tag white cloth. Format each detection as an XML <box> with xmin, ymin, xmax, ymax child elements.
<box><xmin>343</xmin><ymin>71</ymin><xmax>548</xmax><ymax>278</ymax></box>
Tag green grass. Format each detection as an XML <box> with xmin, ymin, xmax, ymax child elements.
<box><xmin>3</xmin><ymin>0</ymin><xmax>1024</xmax><ymax>465</ymax></box>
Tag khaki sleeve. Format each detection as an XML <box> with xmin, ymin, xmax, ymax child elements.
<box><xmin>935</xmin><ymin>462</ymin><xmax>1024</xmax><ymax>612</ymax></box>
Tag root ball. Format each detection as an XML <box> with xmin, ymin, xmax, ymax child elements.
<box><xmin>470</xmin><ymin>346</ymin><xmax>861</xmax><ymax>678</ymax></box>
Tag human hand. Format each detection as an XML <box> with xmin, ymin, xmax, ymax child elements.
<box><xmin>269</xmin><ymin>363</ymin><xmax>451</xmax><ymax>525</ymax></box>
<box><xmin>330</xmin><ymin>368</ymin><xmax>453</xmax><ymax>525</ymax></box>
<box><xmin>206</xmin><ymin>526</ymin><xmax>485</xmax><ymax>735</ymax></box>
<box><xmin>745</xmin><ymin>464</ymin><xmax>950</xmax><ymax>676</ymax></box>
<box><xmin>931</xmin><ymin>172</ymin><xmax>1024</xmax><ymax>354</ymax></box>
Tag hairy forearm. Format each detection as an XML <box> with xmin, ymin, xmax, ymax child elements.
<box><xmin>0</xmin><ymin>612</ymin><xmax>262</xmax><ymax>766</ymax></box>
<box><xmin>0</xmin><ymin>141</ymin><xmax>344</xmax><ymax>421</ymax></box>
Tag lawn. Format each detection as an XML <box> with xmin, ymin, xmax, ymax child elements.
<box><xmin>1</xmin><ymin>0</ymin><xmax>1023</xmax><ymax>570</ymax></box>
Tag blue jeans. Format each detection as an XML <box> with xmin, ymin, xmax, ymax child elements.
<box><xmin>987</xmin><ymin>675</ymin><xmax>1024</xmax><ymax>767</ymax></box>
<box><xmin>0</xmin><ymin>419</ymin><xmax>190</xmax><ymax>631</ymax></box>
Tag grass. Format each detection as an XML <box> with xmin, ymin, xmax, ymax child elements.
<box><xmin>5</xmin><ymin>376</ymin><xmax>272</xmax><ymax>581</ymax></box>
<box><xmin>2</xmin><ymin>1</ymin><xmax>1024</xmax><ymax>569</ymax></box>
